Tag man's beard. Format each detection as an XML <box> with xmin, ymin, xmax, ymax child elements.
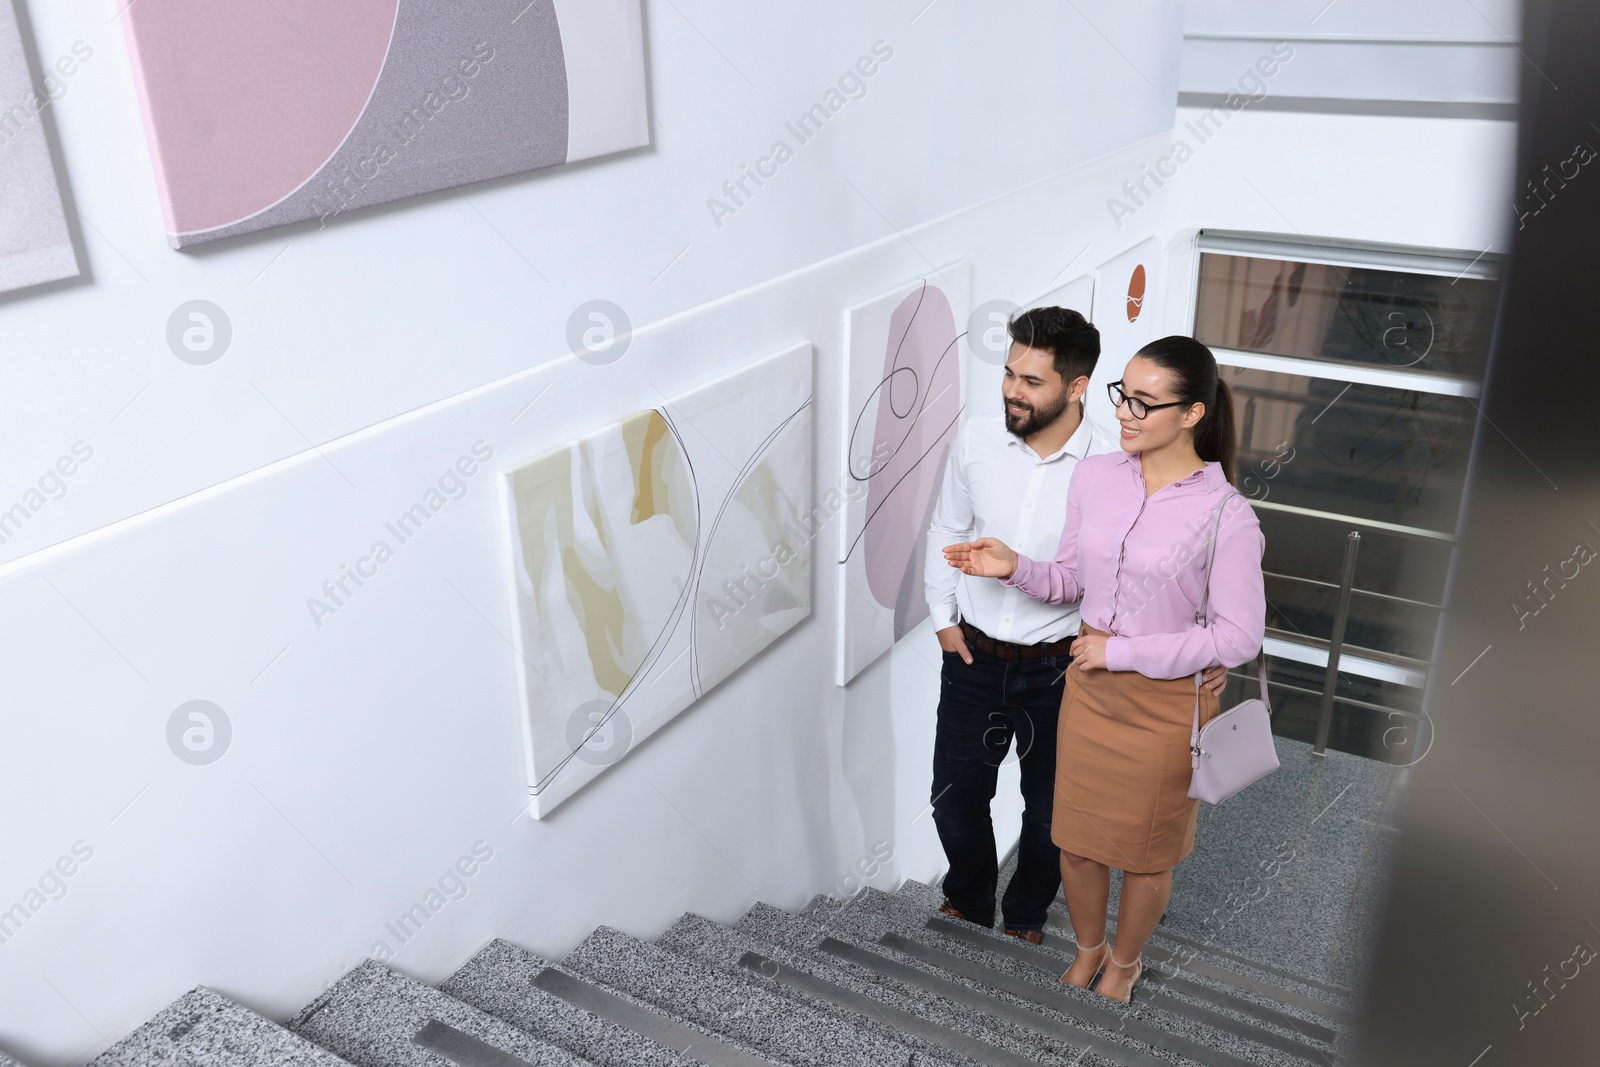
<box><xmin>1003</xmin><ymin>388</ymin><xmax>1072</xmax><ymax>436</ymax></box>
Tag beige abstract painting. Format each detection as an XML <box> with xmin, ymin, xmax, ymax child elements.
<box><xmin>503</xmin><ymin>343</ymin><xmax>813</xmax><ymax>816</ymax></box>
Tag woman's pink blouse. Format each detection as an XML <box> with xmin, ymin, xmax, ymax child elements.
<box><xmin>1002</xmin><ymin>450</ymin><xmax>1267</xmax><ymax>679</ymax></box>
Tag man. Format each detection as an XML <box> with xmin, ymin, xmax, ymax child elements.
<box><xmin>924</xmin><ymin>306</ymin><xmax>1226</xmax><ymax>943</ymax></box>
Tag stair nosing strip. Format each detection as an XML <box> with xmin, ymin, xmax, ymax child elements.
<box><xmin>1063</xmin><ymin>916</ymin><xmax>1355</xmax><ymax>1022</ymax></box>
<box><xmin>531</xmin><ymin>967</ymin><xmax>776</xmax><ymax>1067</ymax></box>
<box><xmin>878</xmin><ymin>931</ymin><xmax>1262</xmax><ymax>1067</ymax></box>
<box><xmin>1138</xmin><ymin>966</ymin><xmax>1339</xmax><ymax>1045</ymax></box>
<box><xmin>924</xmin><ymin>917</ymin><xmax>1338</xmax><ymax>1055</ymax></box>
<box><xmin>1111</xmin><ymin>916</ymin><xmax>1352</xmax><ymax>999</ymax></box>
<box><xmin>973</xmin><ymin>920</ymin><xmax>1338</xmax><ymax>1042</ymax></box>
<box><xmin>735</xmin><ymin>950</ymin><xmax>1042</xmax><ymax>1067</ymax></box>
<box><xmin>816</xmin><ymin>936</ymin><xmax>1169</xmax><ymax>1067</ymax></box>
<box><xmin>411</xmin><ymin>1019</ymin><xmax>539</xmax><ymax>1067</ymax></box>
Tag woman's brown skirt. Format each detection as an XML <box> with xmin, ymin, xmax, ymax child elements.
<box><xmin>1052</xmin><ymin>624</ymin><xmax>1221</xmax><ymax>873</ymax></box>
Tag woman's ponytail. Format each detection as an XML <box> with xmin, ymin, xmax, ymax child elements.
<box><xmin>1196</xmin><ymin>377</ymin><xmax>1238</xmax><ymax>485</ymax></box>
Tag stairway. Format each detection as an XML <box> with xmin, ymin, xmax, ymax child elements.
<box><xmin>54</xmin><ymin>877</ymin><xmax>1356</xmax><ymax>1067</ymax></box>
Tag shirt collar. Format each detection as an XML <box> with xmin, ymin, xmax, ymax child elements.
<box><xmin>1003</xmin><ymin>402</ymin><xmax>1094</xmax><ymax>463</ymax></box>
<box><xmin>1118</xmin><ymin>449</ymin><xmax>1230</xmax><ymax>490</ymax></box>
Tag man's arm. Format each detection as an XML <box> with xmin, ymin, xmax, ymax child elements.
<box><xmin>925</xmin><ymin>427</ymin><xmax>974</xmax><ymax>663</ymax></box>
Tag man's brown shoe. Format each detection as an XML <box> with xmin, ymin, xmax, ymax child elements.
<box><xmin>938</xmin><ymin>899</ymin><xmax>994</xmax><ymax>927</ymax></box>
<box><xmin>1004</xmin><ymin>927</ymin><xmax>1044</xmax><ymax>945</ymax></box>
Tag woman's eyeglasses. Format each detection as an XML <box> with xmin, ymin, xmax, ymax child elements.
<box><xmin>1107</xmin><ymin>381</ymin><xmax>1189</xmax><ymax>420</ymax></box>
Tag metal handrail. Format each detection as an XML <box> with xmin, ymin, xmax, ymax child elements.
<box><xmin>1263</xmin><ymin>626</ymin><xmax>1434</xmax><ymax>676</ymax></box>
<box><xmin>1250</xmin><ymin>498</ymin><xmax>1457</xmax><ymax>543</ymax></box>
<box><xmin>1226</xmin><ymin>669</ymin><xmax>1424</xmax><ymax>720</ymax></box>
<box><xmin>1261</xmin><ymin>569</ymin><xmax>1444</xmax><ymax>611</ymax></box>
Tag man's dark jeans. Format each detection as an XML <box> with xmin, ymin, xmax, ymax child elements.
<box><xmin>931</xmin><ymin>639</ymin><xmax>1070</xmax><ymax>931</ymax></box>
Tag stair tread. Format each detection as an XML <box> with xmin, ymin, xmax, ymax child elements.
<box><xmin>897</xmin><ymin>878</ymin><xmax>1353</xmax><ymax>1011</ymax></box>
<box><xmin>289</xmin><ymin>960</ymin><xmax>590</xmax><ymax>1067</ymax></box>
<box><xmin>441</xmin><ymin>940</ymin><xmax>706</xmax><ymax>1067</ymax></box>
<box><xmin>924</xmin><ymin>916</ymin><xmax>1341</xmax><ymax>1053</ymax></box>
<box><xmin>735</xmin><ymin>902</ymin><xmax>1172</xmax><ymax>1067</ymax></box>
<box><xmin>562</xmin><ymin>925</ymin><xmax>955</xmax><ymax>1067</ymax></box>
<box><xmin>86</xmin><ymin>987</ymin><xmax>351</xmax><ymax>1067</ymax></box>
<box><xmin>756</xmin><ymin>902</ymin><xmax>1223</xmax><ymax>1067</ymax></box>
<box><xmin>658</xmin><ymin>909</ymin><xmax>1097</xmax><ymax>1067</ymax></box>
<box><xmin>530</xmin><ymin>968</ymin><xmax>773</xmax><ymax>1067</ymax></box>
<box><xmin>835</xmin><ymin>887</ymin><xmax>1327</xmax><ymax>1067</ymax></box>
<box><xmin>1047</xmin><ymin>912</ymin><xmax>1356</xmax><ymax>1023</ymax></box>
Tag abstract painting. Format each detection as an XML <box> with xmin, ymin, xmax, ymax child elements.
<box><xmin>502</xmin><ymin>344</ymin><xmax>813</xmax><ymax>817</ymax></box>
<box><xmin>0</xmin><ymin>0</ymin><xmax>78</xmax><ymax>293</ymax></box>
<box><xmin>1093</xmin><ymin>238</ymin><xmax>1164</xmax><ymax>373</ymax></box>
<box><xmin>837</xmin><ymin>262</ymin><xmax>970</xmax><ymax>685</ymax></box>
<box><xmin>119</xmin><ymin>0</ymin><xmax>648</xmax><ymax>248</ymax></box>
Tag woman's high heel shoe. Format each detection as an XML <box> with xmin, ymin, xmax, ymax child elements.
<box><xmin>1095</xmin><ymin>949</ymin><xmax>1144</xmax><ymax>1004</ymax></box>
<box><xmin>1059</xmin><ymin>938</ymin><xmax>1110</xmax><ymax>988</ymax></box>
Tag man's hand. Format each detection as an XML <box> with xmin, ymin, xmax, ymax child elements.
<box><xmin>943</xmin><ymin>537</ymin><xmax>1019</xmax><ymax>579</ymax></box>
<box><xmin>1201</xmin><ymin>663</ymin><xmax>1228</xmax><ymax>695</ymax></box>
<box><xmin>936</xmin><ymin>625</ymin><xmax>973</xmax><ymax>665</ymax></box>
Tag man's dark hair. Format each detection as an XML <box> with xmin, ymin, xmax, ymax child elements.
<box><xmin>1006</xmin><ymin>306</ymin><xmax>1099</xmax><ymax>383</ymax></box>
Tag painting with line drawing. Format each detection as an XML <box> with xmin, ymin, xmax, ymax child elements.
<box><xmin>501</xmin><ymin>344</ymin><xmax>814</xmax><ymax>816</ymax></box>
<box><xmin>836</xmin><ymin>262</ymin><xmax>970</xmax><ymax>685</ymax></box>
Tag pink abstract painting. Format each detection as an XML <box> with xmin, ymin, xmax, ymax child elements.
<box><xmin>0</xmin><ymin>0</ymin><xmax>79</xmax><ymax>293</ymax></box>
<box><xmin>119</xmin><ymin>0</ymin><xmax>648</xmax><ymax>248</ymax></box>
<box><xmin>837</xmin><ymin>263</ymin><xmax>969</xmax><ymax>684</ymax></box>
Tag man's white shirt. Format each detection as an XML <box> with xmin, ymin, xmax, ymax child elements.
<box><xmin>924</xmin><ymin>407</ymin><xmax>1119</xmax><ymax>645</ymax></box>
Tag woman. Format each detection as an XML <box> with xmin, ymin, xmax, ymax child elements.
<box><xmin>944</xmin><ymin>336</ymin><xmax>1265</xmax><ymax>1003</ymax></box>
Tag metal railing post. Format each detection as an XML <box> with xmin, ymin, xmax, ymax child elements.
<box><xmin>1313</xmin><ymin>530</ymin><xmax>1362</xmax><ymax>757</ymax></box>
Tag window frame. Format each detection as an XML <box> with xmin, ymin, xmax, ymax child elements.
<box><xmin>1185</xmin><ymin>229</ymin><xmax>1501</xmax><ymax>701</ymax></box>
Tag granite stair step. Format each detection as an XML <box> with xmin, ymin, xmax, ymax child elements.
<box><xmin>896</xmin><ymin>877</ymin><xmax>1352</xmax><ymax>1019</ymax></box>
<box><xmin>894</xmin><ymin>875</ymin><xmax>1354</xmax><ymax>1028</ymax></box>
<box><xmin>732</xmin><ymin>901</ymin><xmax>1173</xmax><ymax>1067</ymax></box>
<box><xmin>1085</xmin><ymin>914</ymin><xmax>1354</xmax><ymax>1018</ymax></box>
<box><xmin>922</xmin><ymin>915</ymin><xmax>1337</xmax><ymax>1059</ymax></box>
<box><xmin>817</xmin><ymin>888</ymin><xmax>1318</xmax><ymax>1067</ymax></box>
<box><xmin>870</xmin><ymin>885</ymin><xmax>1341</xmax><ymax>1064</ymax></box>
<box><xmin>736</xmin><ymin>908</ymin><xmax>1177</xmax><ymax>1067</ymax></box>
<box><xmin>657</xmin><ymin>909</ymin><xmax>1089</xmax><ymax>1067</ymax></box>
<box><xmin>84</xmin><ymin>988</ymin><xmax>352</xmax><ymax>1067</ymax></box>
<box><xmin>560</xmin><ymin>925</ymin><xmax>957</xmax><ymax>1067</ymax></box>
<box><xmin>442</xmin><ymin>938</ymin><xmax>764</xmax><ymax>1067</ymax></box>
<box><xmin>1052</xmin><ymin>912</ymin><xmax>1355</xmax><ymax>1024</ymax></box>
<box><xmin>754</xmin><ymin>901</ymin><xmax>1187</xmax><ymax>1067</ymax></box>
<box><xmin>288</xmin><ymin>960</ymin><xmax>591</xmax><ymax>1067</ymax></box>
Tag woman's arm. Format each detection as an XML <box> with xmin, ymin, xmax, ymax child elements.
<box><xmin>1103</xmin><ymin>502</ymin><xmax>1266</xmax><ymax>678</ymax></box>
<box><xmin>998</xmin><ymin>465</ymin><xmax>1086</xmax><ymax>605</ymax></box>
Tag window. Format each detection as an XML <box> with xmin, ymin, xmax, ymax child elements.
<box><xmin>1191</xmin><ymin>232</ymin><xmax>1501</xmax><ymax>762</ymax></box>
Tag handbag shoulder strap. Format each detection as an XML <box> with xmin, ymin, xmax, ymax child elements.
<box><xmin>1191</xmin><ymin>491</ymin><xmax>1270</xmax><ymax>759</ymax></box>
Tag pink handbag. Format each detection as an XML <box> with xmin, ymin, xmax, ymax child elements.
<box><xmin>1187</xmin><ymin>490</ymin><xmax>1278</xmax><ymax>805</ymax></box>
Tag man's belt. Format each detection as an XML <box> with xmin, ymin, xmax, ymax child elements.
<box><xmin>958</xmin><ymin>620</ymin><xmax>1075</xmax><ymax>661</ymax></box>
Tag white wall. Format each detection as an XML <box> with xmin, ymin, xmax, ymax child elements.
<box><xmin>1180</xmin><ymin>0</ymin><xmax>1522</xmax><ymax>109</ymax></box>
<box><xmin>0</xmin><ymin>1</ymin><xmax>1186</xmax><ymax>1062</ymax></box>
<box><xmin>1156</xmin><ymin>107</ymin><xmax>1517</xmax><ymax>315</ymax></box>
